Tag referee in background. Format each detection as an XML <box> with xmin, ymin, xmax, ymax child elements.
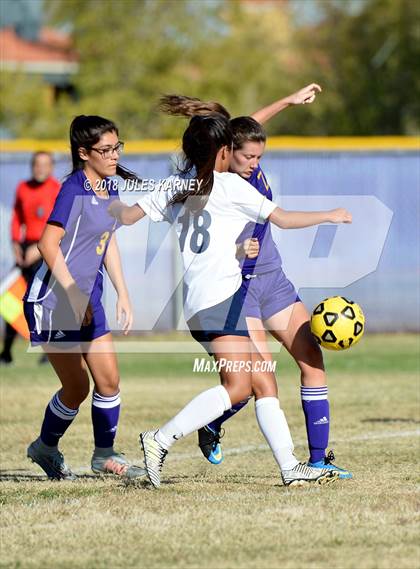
<box><xmin>1</xmin><ymin>152</ymin><xmax>60</xmax><ymax>365</ymax></box>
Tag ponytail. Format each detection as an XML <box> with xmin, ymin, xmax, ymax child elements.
<box><xmin>159</xmin><ymin>96</ymin><xmax>232</xmax><ymax>209</ymax></box>
<box><xmin>159</xmin><ymin>94</ymin><xmax>230</xmax><ymax>120</ymax></box>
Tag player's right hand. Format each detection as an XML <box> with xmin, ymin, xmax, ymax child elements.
<box><xmin>67</xmin><ymin>285</ymin><xmax>93</xmax><ymax>326</ymax></box>
<box><xmin>237</xmin><ymin>237</ymin><xmax>260</xmax><ymax>259</ymax></box>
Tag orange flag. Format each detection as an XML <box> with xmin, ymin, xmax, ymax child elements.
<box><xmin>0</xmin><ymin>268</ymin><xmax>29</xmax><ymax>339</ymax></box>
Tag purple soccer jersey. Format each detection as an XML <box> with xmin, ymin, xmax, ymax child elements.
<box><xmin>24</xmin><ymin>170</ymin><xmax>120</xmax><ymax>310</ymax></box>
<box><xmin>237</xmin><ymin>165</ymin><xmax>282</xmax><ymax>275</ymax></box>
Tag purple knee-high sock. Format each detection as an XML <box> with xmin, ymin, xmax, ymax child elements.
<box><xmin>301</xmin><ymin>386</ymin><xmax>329</xmax><ymax>463</ymax></box>
<box><xmin>40</xmin><ymin>391</ymin><xmax>79</xmax><ymax>447</ymax></box>
<box><xmin>207</xmin><ymin>396</ymin><xmax>251</xmax><ymax>433</ymax></box>
<box><xmin>91</xmin><ymin>390</ymin><xmax>120</xmax><ymax>449</ymax></box>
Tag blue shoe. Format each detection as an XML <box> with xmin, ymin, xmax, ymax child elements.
<box><xmin>308</xmin><ymin>450</ymin><xmax>352</xmax><ymax>479</ymax></box>
<box><xmin>198</xmin><ymin>426</ymin><xmax>224</xmax><ymax>465</ymax></box>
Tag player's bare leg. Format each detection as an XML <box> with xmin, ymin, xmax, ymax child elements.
<box><xmin>141</xmin><ymin>334</ymin><xmax>335</xmax><ymax>487</ymax></box>
<box><xmin>241</xmin><ymin>332</ymin><xmax>336</xmax><ymax>486</ymax></box>
<box><xmin>83</xmin><ymin>333</ymin><xmax>145</xmax><ymax>478</ymax></box>
<box><xmin>27</xmin><ymin>349</ymin><xmax>89</xmax><ymax>480</ymax></box>
<box><xmin>265</xmin><ymin>302</ymin><xmax>352</xmax><ymax>478</ymax></box>
<box><xmin>198</xmin><ymin>322</ymin><xmax>272</xmax><ymax>463</ymax></box>
<box><xmin>141</xmin><ymin>335</ymin><xmax>254</xmax><ymax>487</ymax></box>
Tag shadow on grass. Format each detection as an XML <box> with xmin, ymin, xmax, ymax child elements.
<box><xmin>0</xmin><ymin>470</ymin><xmax>110</xmax><ymax>482</ymax></box>
<box><xmin>123</xmin><ymin>473</ymin><xmax>277</xmax><ymax>489</ymax></box>
<box><xmin>170</xmin><ymin>472</ymin><xmax>276</xmax><ymax>484</ymax></box>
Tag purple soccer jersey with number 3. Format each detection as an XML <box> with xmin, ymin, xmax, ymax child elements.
<box><xmin>24</xmin><ymin>170</ymin><xmax>120</xmax><ymax>310</ymax></box>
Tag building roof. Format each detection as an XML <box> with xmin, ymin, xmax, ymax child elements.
<box><xmin>0</xmin><ymin>26</ymin><xmax>78</xmax><ymax>75</ymax></box>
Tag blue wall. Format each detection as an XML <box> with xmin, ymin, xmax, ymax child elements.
<box><xmin>1</xmin><ymin>149</ymin><xmax>418</xmax><ymax>332</ymax></box>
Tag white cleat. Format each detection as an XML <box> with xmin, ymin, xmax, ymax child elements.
<box><xmin>281</xmin><ymin>462</ymin><xmax>338</xmax><ymax>487</ymax></box>
<box><xmin>139</xmin><ymin>430</ymin><xmax>168</xmax><ymax>488</ymax></box>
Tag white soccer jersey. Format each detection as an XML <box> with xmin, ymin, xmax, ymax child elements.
<box><xmin>137</xmin><ymin>171</ymin><xmax>277</xmax><ymax>321</ymax></box>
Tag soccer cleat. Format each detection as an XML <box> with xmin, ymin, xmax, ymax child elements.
<box><xmin>198</xmin><ymin>426</ymin><xmax>224</xmax><ymax>465</ymax></box>
<box><xmin>308</xmin><ymin>450</ymin><xmax>353</xmax><ymax>479</ymax></box>
<box><xmin>27</xmin><ymin>438</ymin><xmax>77</xmax><ymax>481</ymax></box>
<box><xmin>281</xmin><ymin>461</ymin><xmax>338</xmax><ymax>487</ymax></box>
<box><xmin>91</xmin><ymin>451</ymin><xmax>146</xmax><ymax>479</ymax></box>
<box><xmin>139</xmin><ymin>430</ymin><xmax>168</xmax><ymax>488</ymax></box>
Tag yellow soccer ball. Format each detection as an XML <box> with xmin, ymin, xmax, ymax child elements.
<box><xmin>310</xmin><ymin>296</ymin><xmax>365</xmax><ymax>350</ymax></box>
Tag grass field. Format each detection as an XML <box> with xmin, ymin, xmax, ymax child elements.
<box><xmin>0</xmin><ymin>334</ymin><xmax>419</xmax><ymax>569</ymax></box>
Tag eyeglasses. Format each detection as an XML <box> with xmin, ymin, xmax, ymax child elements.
<box><xmin>89</xmin><ymin>142</ymin><xmax>125</xmax><ymax>159</ymax></box>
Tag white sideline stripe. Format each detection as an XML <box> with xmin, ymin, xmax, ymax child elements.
<box><xmin>170</xmin><ymin>429</ymin><xmax>420</xmax><ymax>462</ymax></box>
<box><xmin>8</xmin><ymin>429</ymin><xmax>419</xmax><ymax>478</ymax></box>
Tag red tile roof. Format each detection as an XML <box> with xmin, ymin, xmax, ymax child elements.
<box><xmin>0</xmin><ymin>26</ymin><xmax>78</xmax><ymax>73</ymax></box>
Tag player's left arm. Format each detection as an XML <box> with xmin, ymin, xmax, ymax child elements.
<box><xmin>251</xmin><ymin>83</ymin><xmax>322</xmax><ymax>125</ymax></box>
<box><xmin>268</xmin><ymin>206</ymin><xmax>352</xmax><ymax>229</ymax></box>
<box><xmin>103</xmin><ymin>233</ymin><xmax>133</xmax><ymax>334</ymax></box>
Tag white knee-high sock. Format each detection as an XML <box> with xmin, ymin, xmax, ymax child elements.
<box><xmin>156</xmin><ymin>385</ymin><xmax>232</xmax><ymax>449</ymax></box>
<box><xmin>255</xmin><ymin>397</ymin><xmax>299</xmax><ymax>471</ymax></box>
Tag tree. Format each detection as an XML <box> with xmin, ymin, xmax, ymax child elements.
<box><xmin>2</xmin><ymin>0</ymin><xmax>416</xmax><ymax>138</ymax></box>
<box><xmin>2</xmin><ymin>0</ymin><xmax>302</xmax><ymax>138</ymax></box>
<box><xmin>295</xmin><ymin>0</ymin><xmax>420</xmax><ymax>135</ymax></box>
